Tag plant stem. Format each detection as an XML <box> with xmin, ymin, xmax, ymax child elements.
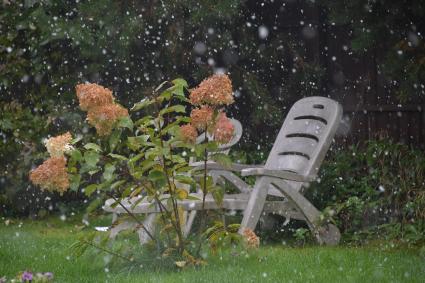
<box><xmin>196</xmin><ymin>130</ymin><xmax>209</xmax><ymax>256</ymax></box>
<box><xmin>81</xmin><ymin>239</ymin><xmax>134</xmax><ymax>263</ymax></box>
<box><xmin>154</xmin><ymin>95</ymin><xmax>185</xmax><ymax>253</ymax></box>
<box><xmin>109</xmin><ymin>194</ymin><xmax>156</xmax><ymax>242</ymax></box>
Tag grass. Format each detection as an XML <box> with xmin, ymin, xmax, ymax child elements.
<box><xmin>0</xmin><ymin>215</ymin><xmax>424</xmax><ymax>282</ymax></box>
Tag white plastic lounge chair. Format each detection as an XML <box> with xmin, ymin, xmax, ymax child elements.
<box><xmin>185</xmin><ymin>96</ymin><xmax>342</xmax><ymax>245</ymax></box>
<box><xmin>238</xmin><ymin>96</ymin><xmax>342</xmax><ymax>245</ymax></box>
<box><xmin>104</xmin><ymin>119</ymin><xmax>243</xmax><ymax>243</ymax></box>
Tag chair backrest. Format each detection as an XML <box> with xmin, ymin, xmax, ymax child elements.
<box><xmin>265</xmin><ymin>97</ymin><xmax>342</xmax><ymax>195</ymax></box>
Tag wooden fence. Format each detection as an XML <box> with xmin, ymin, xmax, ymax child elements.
<box><xmin>276</xmin><ymin>0</ymin><xmax>425</xmax><ymax>148</ymax></box>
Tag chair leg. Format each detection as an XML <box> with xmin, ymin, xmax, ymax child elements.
<box><xmin>210</xmin><ymin>170</ymin><xmax>251</xmax><ymax>194</ymax></box>
<box><xmin>184</xmin><ymin>211</ymin><xmax>197</xmax><ymax>237</ymax></box>
<box><xmin>137</xmin><ymin>213</ymin><xmax>157</xmax><ymax>244</ymax></box>
<box><xmin>109</xmin><ymin>221</ymin><xmax>135</xmax><ymax>239</ymax></box>
<box><xmin>112</xmin><ymin>213</ymin><xmax>118</xmax><ymax>224</ymax></box>
<box><xmin>272</xmin><ymin>179</ymin><xmax>341</xmax><ymax>245</ymax></box>
<box><xmin>238</xmin><ymin>177</ymin><xmax>271</xmax><ymax>234</ymax></box>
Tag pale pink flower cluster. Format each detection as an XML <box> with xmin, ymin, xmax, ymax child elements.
<box><xmin>44</xmin><ymin>132</ymin><xmax>73</xmax><ymax>157</ymax></box>
<box><xmin>76</xmin><ymin>83</ymin><xmax>129</xmax><ymax>136</ymax></box>
<box><xmin>180</xmin><ymin>74</ymin><xmax>235</xmax><ymax>144</ymax></box>
<box><xmin>213</xmin><ymin>113</ymin><xmax>235</xmax><ymax>144</ymax></box>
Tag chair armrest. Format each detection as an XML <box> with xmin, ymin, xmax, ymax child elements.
<box><xmin>241</xmin><ymin>168</ymin><xmax>315</xmax><ymax>182</ymax></box>
<box><xmin>190</xmin><ymin>161</ymin><xmax>263</xmax><ymax>172</ymax></box>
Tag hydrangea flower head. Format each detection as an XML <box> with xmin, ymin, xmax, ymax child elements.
<box><xmin>179</xmin><ymin>124</ymin><xmax>198</xmax><ymax>144</ymax></box>
<box><xmin>213</xmin><ymin>112</ymin><xmax>235</xmax><ymax>144</ymax></box>
<box><xmin>86</xmin><ymin>104</ymin><xmax>129</xmax><ymax>136</ymax></box>
<box><xmin>44</xmin><ymin>132</ymin><xmax>73</xmax><ymax>157</ymax></box>
<box><xmin>190</xmin><ymin>106</ymin><xmax>214</xmax><ymax>131</ymax></box>
<box><xmin>189</xmin><ymin>74</ymin><xmax>233</xmax><ymax>106</ymax></box>
<box><xmin>29</xmin><ymin>157</ymin><xmax>69</xmax><ymax>194</ymax></box>
<box><xmin>76</xmin><ymin>83</ymin><xmax>114</xmax><ymax>111</ymax></box>
<box><xmin>243</xmin><ymin>228</ymin><xmax>260</xmax><ymax>249</ymax></box>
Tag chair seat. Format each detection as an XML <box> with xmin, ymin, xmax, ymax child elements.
<box><xmin>103</xmin><ymin>193</ymin><xmax>304</xmax><ymax>219</ymax></box>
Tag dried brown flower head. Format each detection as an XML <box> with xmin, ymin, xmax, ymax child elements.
<box><xmin>243</xmin><ymin>228</ymin><xmax>260</xmax><ymax>249</ymax></box>
<box><xmin>190</xmin><ymin>106</ymin><xmax>214</xmax><ymax>131</ymax></box>
<box><xmin>44</xmin><ymin>132</ymin><xmax>73</xmax><ymax>157</ymax></box>
<box><xmin>189</xmin><ymin>74</ymin><xmax>234</xmax><ymax>106</ymax></box>
<box><xmin>87</xmin><ymin>104</ymin><xmax>129</xmax><ymax>136</ymax></box>
<box><xmin>29</xmin><ymin>157</ymin><xmax>69</xmax><ymax>194</ymax></box>
<box><xmin>179</xmin><ymin>124</ymin><xmax>198</xmax><ymax>144</ymax></box>
<box><xmin>76</xmin><ymin>83</ymin><xmax>114</xmax><ymax>111</ymax></box>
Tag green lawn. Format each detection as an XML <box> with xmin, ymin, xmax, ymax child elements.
<box><xmin>0</xmin><ymin>216</ymin><xmax>424</xmax><ymax>283</ymax></box>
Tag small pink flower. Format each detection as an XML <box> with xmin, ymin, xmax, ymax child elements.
<box><xmin>213</xmin><ymin>112</ymin><xmax>234</xmax><ymax>144</ymax></box>
<box><xmin>21</xmin><ymin>271</ymin><xmax>33</xmax><ymax>282</ymax></box>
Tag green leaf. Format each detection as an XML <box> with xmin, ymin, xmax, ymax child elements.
<box><xmin>200</xmin><ymin>176</ymin><xmax>214</xmax><ymax>191</ymax></box>
<box><xmin>84</xmin><ymin>151</ymin><xmax>100</xmax><ymax>168</ymax></box>
<box><xmin>69</xmin><ymin>149</ymin><xmax>83</xmax><ymax>161</ymax></box>
<box><xmin>116</xmin><ymin>116</ymin><xmax>134</xmax><ymax>131</ymax></box>
<box><xmin>171</xmin><ymin>79</ymin><xmax>188</xmax><ymax>100</ymax></box>
<box><xmin>127</xmin><ymin>135</ymin><xmax>150</xmax><ymax>151</ymax></box>
<box><xmin>131</xmin><ymin>98</ymin><xmax>154</xmax><ymax>111</ymax></box>
<box><xmin>176</xmin><ymin>189</ymin><xmax>188</xmax><ymax>200</ymax></box>
<box><xmin>140</xmin><ymin>159</ymin><xmax>156</xmax><ymax>173</ymax></box>
<box><xmin>130</xmin><ymin>187</ymin><xmax>143</xmax><ymax>198</ymax></box>
<box><xmin>84</xmin><ymin>143</ymin><xmax>102</xmax><ymax>152</ymax></box>
<box><xmin>134</xmin><ymin>115</ymin><xmax>154</xmax><ymax>127</ymax></box>
<box><xmin>211</xmin><ymin>153</ymin><xmax>232</xmax><ymax>169</ymax></box>
<box><xmin>206</xmin><ymin>141</ymin><xmax>219</xmax><ymax>152</ymax></box>
<box><xmin>121</xmin><ymin>186</ymin><xmax>133</xmax><ymax>198</ymax></box>
<box><xmin>111</xmin><ymin>180</ymin><xmax>126</xmax><ymax>190</ymax></box>
<box><xmin>88</xmin><ymin>169</ymin><xmax>99</xmax><ymax>176</ymax></box>
<box><xmin>108</xmin><ymin>153</ymin><xmax>127</xmax><ymax>161</ymax></box>
<box><xmin>158</xmin><ymin>89</ymin><xmax>172</xmax><ymax>101</ymax></box>
<box><xmin>148</xmin><ymin>169</ymin><xmax>167</xmax><ymax>187</ymax></box>
<box><xmin>86</xmin><ymin>198</ymin><xmax>103</xmax><ymax>213</ymax></box>
<box><xmin>148</xmin><ymin>170</ymin><xmax>166</xmax><ymax>181</ymax></box>
<box><xmin>211</xmin><ymin>185</ymin><xmax>224</xmax><ymax>206</ymax></box>
<box><xmin>129</xmin><ymin>152</ymin><xmax>144</xmax><ymax>164</ymax></box>
<box><xmin>71</xmin><ymin>136</ymin><xmax>82</xmax><ymax>145</ymax></box>
<box><xmin>84</xmin><ymin>184</ymin><xmax>98</xmax><ymax>196</ymax></box>
<box><xmin>159</xmin><ymin>105</ymin><xmax>186</xmax><ymax>116</ymax></box>
<box><xmin>194</xmin><ymin>143</ymin><xmax>208</xmax><ymax>157</ymax></box>
<box><xmin>175</xmin><ymin>174</ymin><xmax>195</xmax><ymax>186</ymax></box>
<box><xmin>186</xmin><ymin>195</ymin><xmax>201</xmax><ymax>201</ymax></box>
<box><xmin>172</xmin><ymin>78</ymin><xmax>188</xmax><ymax>88</ymax></box>
<box><xmin>103</xmin><ymin>163</ymin><xmax>116</xmax><ymax>181</ymax></box>
<box><xmin>69</xmin><ymin>174</ymin><xmax>81</xmax><ymax>192</ymax></box>
<box><xmin>109</xmin><ymin>129</ymin><xmax>121</xmax><ymax>152</ymax></box>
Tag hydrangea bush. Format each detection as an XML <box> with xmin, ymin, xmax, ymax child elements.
<box><xmin>29</xmin><ymin>74</ymin><xmax>259</xmax><ymax>266</ymax></box>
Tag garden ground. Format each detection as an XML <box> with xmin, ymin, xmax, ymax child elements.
<box><xmin>0</xmin><ymin>216</ymin><xmax>424</xmax><ymax>283</ymax></box>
